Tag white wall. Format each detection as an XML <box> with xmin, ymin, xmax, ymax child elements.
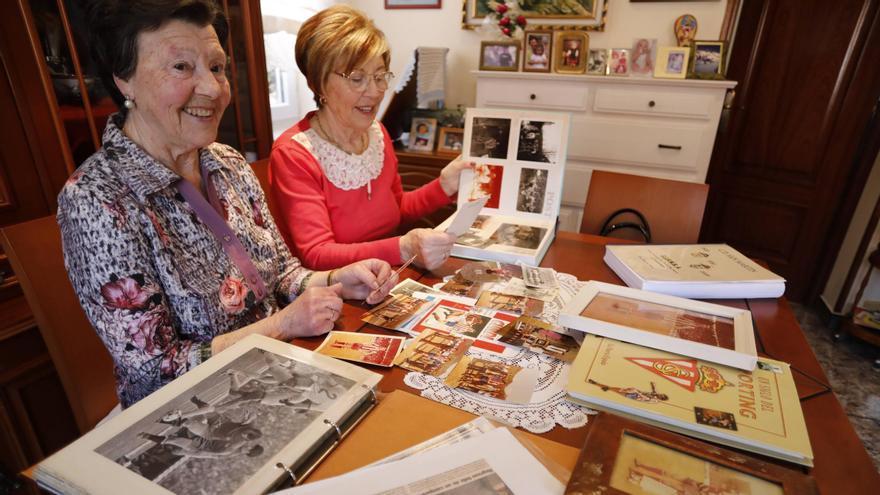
<box><xmin>352</xmin><ymin>0</ymin><xmax>729</xmax><ymax>111</ymax></box>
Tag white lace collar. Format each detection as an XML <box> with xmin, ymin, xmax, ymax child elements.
<box><xmin>292</xmin><ymin>121</ymin><xmax>384</xmax><ymax>190</ymax></box>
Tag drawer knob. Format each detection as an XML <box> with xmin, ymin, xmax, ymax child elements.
<box><xmin>658</xmin><ymin>144</ymin><xmax>682</xmax><ymax>150</ymax></box>
<box><xmin>530</xmin><ymin>93</ymin><xmax>537</xmax><ymax>100</ymax></box>
<box><xmin>648</xmin><ymin>100</ymin><xmax>656</xmax><ymax>108</ymax></box>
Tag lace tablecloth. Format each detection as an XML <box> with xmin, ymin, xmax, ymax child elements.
<box><xmin>406</xmin><ymin>272</ymin><xmax>596</xmax><ymax>433</ymax></box>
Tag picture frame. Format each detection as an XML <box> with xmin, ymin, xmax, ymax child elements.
<box><xmin>437</xmin><ymin>127</ymin><xmax>464</xmax><ymax>155</ymax></box>
<box><xmin>408</xmin><ymin>117</ymin><xmax>438</xmax><ymax>153</ymax></box>
<box><xmin>553</xmin><ymin>31</ymin><xmax>589</xmax><ymax>74</ymax></box>
<box><xmin>689</xmin><ymin>40</ymin><xmax>726</xmax><ymax>79</ymax></box>
<box><xmin>384</xmin><ymin>0</ymin><xmax>441</xmax><ymax>9</ymax></box>
<box><xmin>479</xmin><ymin>40</ymin><xmax>521</xmax><ymax>72</ymax></box>
<box><xmin>655</xmin><ymin>46</ymin><xmax>691</xmax><ymax>79</ymax></box>
<box><xmin>629</xmin><ymin>38</ymin><xmax>657</xmax><ymax>77</ymax></box>
<box><xmin>522</xmin><ymin>30</ymin><xmax>553</xmax><ymax>73</ymax></box>
<box><xmin>463</xmin><ymin>0</ymin><xmax>607</xmax><ymax>31</ymax></box>
<box><xmin>607</xmin><ymin>48</ymin><xmax>630</xmax><ymax>76</ymax></box>
<box><xmin>586</xmin><ymin>48</ymin><xmax>608</xmax><ymax>75</ymax></box>
<box><xmin>566</xmin><ymin>413</ymin><xmax>819</xmax><ymax>495</ymax></box>
<box><xmin>559</xmin><ymin>280</ymin><xmax>758</xmax><ymax>370</ymax></box>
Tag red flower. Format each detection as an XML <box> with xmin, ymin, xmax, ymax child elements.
<box><xmin>502</xmin><ymin>27</ymin><xmax>511</xmax><ymax>36</ymax></box>
<box><xmin>516</xmin><ymin>15</ymin><xmax>527</xmax><ymax>26</ymax></box>
<box><xmin>499</xmin><ymin>16</ymin><xmax>511</xmax><ymax>26</ymax></box>
<box><xmin>219</xmin><ymin>276</ymin><xmax>248</xmax><ymax>314</ymax></box>
<box><xmin>496</xmin><ymin>3</ymin><xmax>508</xmax><ymax>14</ymax></box>
<box><xmin>101</xmin><ymin>277</ymin><xmax>155</xmax><ymax>310</ymax></box>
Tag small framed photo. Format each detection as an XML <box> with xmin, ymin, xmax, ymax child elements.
<box><xmin>608</xmin><ymin>48</ymin><xmax>630</xmax><ymax>76</ymax></box>
<box><xmin>523</xmin><ymin>30</ymin><xmax>553</xmax><ymax>73</ymax></box>
<box><xmin>586</xmin><ymin>48</ymin><xmax>608</xmax><ymax>75</ymax></box>
<box><xmin>559</xmin><ymin>281</ymin><xmax>757</xmax><ymax>370</ymax></box>
<box><xmin>553</xmin><ymin>31</ymin><xmax>589</xmax><ymax>74</ymax></box>
<box><xmin>689</xmin><ymin>40</ymin><xmax>726</xmax><ymax>79</ymax></box>
<box><xmin>655</xmin><ymin>46</ymin><xmax>691</xmax><ymax>79</ymax></box>
<box><xmin>408</xmin><ymin>117</ymin><xmax>438</xmax><ymax>153</ymax></box>
<box><xmin>437</xmin><ymin>127</ymin><xmax>464</xmax><ymax>155</ymax></box>
<box><xmin>630</xmin><ymin>38</ymin><xmax>657</xmax><ymax>77</ymax></box>
<box><xmin>384</xmin><ymin>0</ymin><xmax>441</xmax><ymax>9</ymax></box>
<box><xmin>566</xmin><ymin>413</ymin><xmax>819</xmax><ymax>495</ymax></box>
<box><xmin>479</xmin><ymin>41</ymin><xmax>521</xmax><ymax>71</ymax></box>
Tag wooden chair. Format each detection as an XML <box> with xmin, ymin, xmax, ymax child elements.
<box><xmin>251</xmin><ymin>158</ymin><xmax>283</xmax><ymax>225</ymax></box>
<box><xmin>0</xmin><ymin>216</ymin><xmax>117</xmax><ymax>434</ymax></box>
<box><xmin>579</xmin><ymin>170</ymin><xmax>709</xmax><ymax>244</ymax></box>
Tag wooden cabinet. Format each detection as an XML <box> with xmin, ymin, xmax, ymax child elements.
<box><xmin>473</xmin><ymin>71</ymin><xmax>735</xmax><ymax>231</ymax></box>
<box><xmin>395</xmin><ymin>151</ymin><xmax>456</xmax><ymax>229</ymax></box>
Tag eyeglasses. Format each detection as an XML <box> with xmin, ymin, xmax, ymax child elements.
<box><xmin>334</xmin><ymin>70</ymin><xmax>395</xmax><ymax>92</ymax></box>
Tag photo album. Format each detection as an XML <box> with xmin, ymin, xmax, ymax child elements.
<box><xmin>437</xmin><ymin>108</ymin><xmax>570</xmax><ymax>265</ymax></box>
<box><xmin>35</xmin><ymin>335</ymin><xmax>382</xmax><ymax>495</ymax></box>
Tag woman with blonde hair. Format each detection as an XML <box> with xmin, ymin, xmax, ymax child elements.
<box><xmin>269</xmin><ymin>5</ymin><xmax>473</xmax><ymax>271</ymax></box>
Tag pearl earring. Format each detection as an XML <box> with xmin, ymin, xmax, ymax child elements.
<box><xmin>123</xmin><ymin>96</ymin><xmax>135</xmax><ymax>110</ymax></box>
<box><xmin>318</xmin><ymin>95</ymin><xmax>327</xmax><ymax>105</ymax></box>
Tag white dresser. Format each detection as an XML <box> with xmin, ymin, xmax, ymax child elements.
<box><xmin>473</xmin><ymin>71</ymin><xmax>737</xmax><ymax>232</ymax></box>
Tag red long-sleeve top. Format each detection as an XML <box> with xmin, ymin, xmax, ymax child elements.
<box><xmin>269</xmin><ymin>114</ymin><xmax>452</xmax><ymax>270</ymax></box>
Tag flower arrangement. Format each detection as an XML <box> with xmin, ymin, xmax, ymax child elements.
<box><xmin>481</xmin><ymin>1</ymin><xmax>528</xmax><ymax>38</ymax></box>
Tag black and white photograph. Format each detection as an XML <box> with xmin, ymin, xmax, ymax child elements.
<box><xmin>516</xmin><ymin>168</ymin><xmax>548</xmax><ymax>214</ymax></box>
<box><xmin>95</xmin><ymin>348</ymin><xmax>355</xmax><ymax>494</ymax></box>
<box><xmin>587</xmin><ymin>48</ymin><xmax>608</xmax><ymax>75</ymax></box>
<box><xmin>516</xmin><ymin>120</ymin><xmax>560</xmax><ymax>163</ymax></box>
<box><xmin>469</xmin><ymin>117</ymin><xmax>511</xmax><ymax>159</ymax></box>
<box><xmin>489</xmin><ymin>224</ymin><xmax>547</xmax><ymax>250</ymax></box>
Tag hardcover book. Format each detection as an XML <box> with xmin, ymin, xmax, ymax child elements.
<box><xmin>560</xmin><ymin>281</ymin><xmax>758</xmax><ymax>370</ymax></box>
<box><xmin>566</xmin><ymin>335</ymin><xmax>813</xmax><ymax>466</ymax></box>
<box><xmin>437</xmin><ymin>108</ymin><xmax>570</xmax><ymax>266</ymax></box>
<box><xmin>604</xmin><ymin>244</ymin><xmax>786</xmax><ymax>299</ymax></box>
<box><xmin>34</xmin><ymin>334</ymin><xmax>382</xmax><ymax>494</ymax></box>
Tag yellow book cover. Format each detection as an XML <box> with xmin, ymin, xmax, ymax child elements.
<box><xmin>567</xmin><ymin>336</ymin><xmax>813</xmax><ymax>466</ymax></box>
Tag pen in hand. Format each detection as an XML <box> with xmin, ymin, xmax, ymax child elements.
<box><xmin>369</xmin><ymin>254</ymin><xmax>418</xmax><ymax>301</ymax></box>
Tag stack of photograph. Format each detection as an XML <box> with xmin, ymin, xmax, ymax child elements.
<box><xmin>437</xmin><ymin>108</ymin><xmax>570</xmax><ymax>265</ymax></box>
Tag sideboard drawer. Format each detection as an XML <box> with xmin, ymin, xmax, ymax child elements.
<box><xmin>593</xmin><ymin>87</ymin><xmax>715</xmax><ymax>120</ymax></box>
<box><xmin>569</xmin><ymin>118</ymin><xmax>705</xmax><ymax>171</ymax></box>
<box><xmin>477</xmin><ymin>78</ymin><xmax>589</xmax><ymax>112</ymax></box>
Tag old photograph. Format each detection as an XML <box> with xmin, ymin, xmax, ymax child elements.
<box><xmin>361</xmin><ymin>294</ymin><xmax>431</xmax><ymax>330</ymax></box>
<box><xmin>488</xmin><ymin>223</ymin><xmax>547</xmax><ymax>250</ymax></box>
<box><xmin>444</xmin><ymin>356</ymin><xmax>536</xmax><ymax>404</ymax></box>
<box><xmin>476</xmin><ymin>291</ymin><xmax>545</xmax><ymax>316</ymax></box>
<box><xmin>516</xmin><ymin>120</ymin><xmax>560</xmax><ymax>164</ymax></box>
<box><xmin>516</xmin><ymin>168</ymin><xmax>548</xmax><ymax>214</ymax></box>
<box><xmin>495</xmin><ymin>317</ymin><xmax>580</xmax><ymax>362</ymax></box>
<box><xmin>95</xmin><ymin>348</ymin><xmax>355</xmax><ymax>494</ymax></box>
<box><xmin>469</xmin><ymin>117</ymin><xmax>511</xmax><ymax>159</ymax></box>
<box><xmin>469</xmin><ymin>163</ymin><xmax>504</xmax><ymax>208</ymax></box>
<box><xmin>393</xmin><ymin>329</ymin><xmax>473</xmax><ymax>376</ymax></box>
<box><xmin>315</xmin><ymin>331</ymin><xmax>405</xmax><ymax>367</ymax></box>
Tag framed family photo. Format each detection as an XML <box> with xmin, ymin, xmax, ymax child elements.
<box><xmin>384</xmin><ymin>0</ymin><xmax>441</xmax><ymax>8</ymax></box>
<box><xmin>689</xmin><ymin>40</ymin><xmax>726</xmax><ymax>79</ymax></box>
<box><xmin>566</xmin><ymin>413</ymin><xmax>819</xmax><ymax>495</ymax></box>
<box><xmin>586</xmin><ymin>48</ymin><xmax>608</xmax><ymax>75</ymax></box>
<box><xmin>479</xmin><ymin>40</ymin><xmax>521</xmax><ymax>71</ymax></box>
<box><xmin>523</xmin><ymin>30</ymin><xmax>553</xmax><ymax>73</ymax></box>
<box><xmin>608</xmin><ymin>48</ymin><xmax>630</xmax><ymax>76</ymax></box>
<box><xmin>462</xmin><ymin>0</ymin><xmax>607</xmax><ymax>31</ymax></box>
<box><xmin>408</xmin><ymin>117</ymin><xmax>438</xmax><ymax>153</ymax></box>
<box><xmin>655</xmin><ymin>46</ymin><xmax>690</xmax><ymax>79</ymax></box>
<box><xmin>553</xmin><ymin>31</ymin><xmax>589</xmax><ymax>74</ymax></box>
<box><xmin>630</xmin><ymin>38</ymin><xmax>657</xmax><ymax>77</ymax></box>
<box><xmin>437</xmin><ymin>127</ymin><xmax>464</xmax><ymax>155</ymax></box>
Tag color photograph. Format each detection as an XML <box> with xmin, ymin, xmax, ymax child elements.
<box><xmin>523</xmin><ymin>31</ymin><xmax>552</xmax><ymax>72</ymax></box>
<box><xmin>609</xmin><ymin>48</ymin><xmax>629</xmax><ymax>76</ymax></box>
<box><xmin>439</xmin><ymin>273</ymin><xmax>484</xmax><ymax>298</ymax></box>
<box><xmin>479</xmin><ymin>41</ymin><xmax>520</xmax><ymax>71</ymax></box>
<box><xmin>361</xmin><ymin>294</ymin><xmax>431</xmax><ymax>330</ymax></box>
<box><xmin>408</xmin><ymin>117</ymin><xmax>437</xmax><ymax>152</ymax></box>
<box><xmin>476</xmin><ymin>291</ymin><xmax>544</xmax><ymax>316</ymax></box>
<box><xmin>630</xmin><ymin>38</ymin><xmax>656</xmax><ymax>77</ymax></box>
<box><xmin>315</xmin><ymin>331</ymin><xmax>405</xmax><ymax>367</ymax></box>
<box><xmin>469</xmin><ymin>163</ymin><xmax>504</xmax><ymax>208</ymax></box>
<box><xmin>554</xmin><ymin>31</ymin><xmax>589</xmax><ymax>74</ymax></box>
<box><xmin>444</xmin><ymin>356</ymin><xmax>537</xmax><ymax>404</ymax></box>
<box><xmin>488</xmin><ymin>223</ymin><xmax>547</xmax><ymax>250</ymax></box>
<box><xmin>413</xmin><ymin>300</ymin><xmax>474</xmax><ymax>334</ymax></box>
<box><xmin>393</xmin><ymin>329</ymin><xmax>473</xmax><ymax>376</ymax></box>
<box><xmin>495</xmin><ymin>316</ymin><xmax>580</xmax><ymax>362</ymax></box>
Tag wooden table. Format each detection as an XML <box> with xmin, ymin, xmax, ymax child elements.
<box><xmin>293</xmin><ymin>231</ymin><xmax>879</xmax><ymax>493</ymax></box>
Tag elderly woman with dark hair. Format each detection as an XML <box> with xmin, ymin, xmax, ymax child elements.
<box><xmin>57</xmin><ymin>0</ymin><xmax>395</xmax><ymax>408</ymax></box>
<box><xmin>269</xmin><ymin>5</ymin><xmax>473</xmax><ymax>272</ymax></box>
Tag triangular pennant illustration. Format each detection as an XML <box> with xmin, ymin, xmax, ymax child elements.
<box><xmin>626</xmin><ymin>357</ymin><xmax>700</xmax><ymax>391</ymax></box>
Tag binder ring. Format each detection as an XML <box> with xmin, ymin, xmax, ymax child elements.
<box><xmin>368</xmin><ymin>387</ymin><xmax>378</xmax><ymax>404</ymax></box>
<box><xmin>324</xmin><ymin>418</ymin><xmax>342</xmax><ymax>441</ymax></box>
<box><xmin>275</xmin><ymin>462</ymin><xmax>297</xmax><ymax>484</ymax></box>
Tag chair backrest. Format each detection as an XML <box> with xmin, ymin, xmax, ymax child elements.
<box><xmin>0</xmin><ymin>216</ymin><xmax>117</xmax><ymax>434</ymax></box>
<box><xmin>251</xmin><ymin>158</ymin><xmax>282</xmax><ymax>224</ymax></box>
<box><xmin>580</xmin><ymin>170</ymin><xmax>709</xmax><ymax>244</ymax></box>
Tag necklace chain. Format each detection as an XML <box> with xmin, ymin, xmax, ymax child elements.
<box><xmin>314</xmin><ymin>113</ymin><xmax>368</xmax><ymax>155</ymax></box>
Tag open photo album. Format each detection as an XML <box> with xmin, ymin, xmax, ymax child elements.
<box><xmin>34</xmin><ymin>335</ymin><xmax>382</xmax><ymax>495</ymax></box>
<box><xmin>437</xmin><ymin>108</ymin><xmax>570</xmax><ymax>265</ymax></box>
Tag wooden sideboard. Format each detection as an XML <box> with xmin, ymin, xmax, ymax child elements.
<box><xmin>473</xmin><ymin>71</ymin><xmax>736</xmax><ymax>231</ymax></box>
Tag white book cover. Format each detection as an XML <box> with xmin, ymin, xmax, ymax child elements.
<box><xmin>437</xmin><ymin>108</ymin><xmax>570</xmax><ymax>266</ymax></box>
<box><xmin>605</xmin><ymin>244</ymin><xmax>786</xmax><ymax>299</ymax></box>
<box><xmin>560</xmin><ymin>281</ymin><xmax>758</xmax><ymax>370</ymax></box>
<box><xmin>35</xmin><ymin>334</ymin><xmax>381</xmax><ymax>495</ymax></box>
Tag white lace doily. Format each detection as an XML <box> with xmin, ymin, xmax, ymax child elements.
<box><xmin>405</xmin><ymin>271</ymin><xmax>596</xmax><ymax>433</ymax></box>
<box><xmin>292</xmin><ymin>121</ymin><xmax>384</xmax><ymax>190</ymax></box>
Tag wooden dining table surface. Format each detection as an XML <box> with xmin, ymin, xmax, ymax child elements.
<box><xmin>291</xmin><ymin>231</ymin><xmax>879</xmax><ymax>494</ymax></box>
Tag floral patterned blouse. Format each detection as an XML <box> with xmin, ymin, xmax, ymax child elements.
<box><xmin>57</xmin><ymin>114</ymin><xmax>312</xmax><ymax>408</ymax></box>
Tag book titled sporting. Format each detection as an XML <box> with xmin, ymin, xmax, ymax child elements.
<box><xmin>604</xmin><ymin>244</ymin><xmax>785</xmax><ymax>299</ymax></box>
<box><xmin>566</xmin><ymin>335</ymin><xmax>813</xmax><ymax>466</ymax></box>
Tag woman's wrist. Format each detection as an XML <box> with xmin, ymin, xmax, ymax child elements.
<box><xmin>326</xmin><ymin>269</ymin><xmax>337</xmax><ymax>286</ymax></box>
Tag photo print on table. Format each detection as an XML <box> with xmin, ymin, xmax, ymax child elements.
<box><xmin>469</xmin><ymin>163</ymin><xmax>504</xmax><ymax>209</ymax></box>
<box><xmin>393</xmin><ymin>329</ymin><xmax>473</xmax><ymax>377</ymax></box>
<box><xmin>476</xmin><ymin>291</ymin><xmax>545</xmax><ymax>316</ymax></box>
<box><xmin>469</xmin><ymin>117</ymin><xmax>511</xmax><ymax>159</ymax></box>
<box><xmin>489</xmin><ymin>223</ymin><xmax>547</xmax><ymax>250</ymax></box>
<box><xmin>516</xmin><ymin>168</ymin><xmax>548</xmax><ymax>214</ymax></box>
<box><xmin>316</xmin><ymin>331</ymin><xmax>404</xmax><ymax>367</ymax></box>
<box><xmin>361</xmin><ymin>294</ymin><xmax>430</xmax><ymax>330</ymax></box>
<box><xmin>444</xmin><ymin>356</ymin><xmax>537</xmax><ymax>404</ymax></box>
<box><xmin>516</xmin><ymin>120</ymin><xmax>560</xmax><ymax>163</ymax></box>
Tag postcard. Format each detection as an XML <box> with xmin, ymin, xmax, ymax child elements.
<box><xmin>438</xmin><ymin>273</ymin><xmax>483</xmax><ymax>298</ymax></box>
<box><xmin>393</xmin><ymin>330</ymin><xmax>472</xmax><ymax>376</ymax></box>
<box><xmin>316</xmin><ymin>331</ymin><xmax>405</xmax><ymax>367</ymax></box>
<box><xmin>475</xmin><ymin>312</ymin><xmax>518</xmax><ymax>343</ymax></box>
<box><xmin>490</xmin><ymin>277</ymin><xmax>557</xmax><ymax>302</ymax></box>
<box><xmin>495</xmin><ymin>316</ymin><xmax>579</xmax><ymax>362</ymax></box>
<box><xmin>445</xmin><ymin>196</ymin><xmax>490</xmax><ymax>236</ymax></box>
<box><xmin>459</xmin><ymin>261</ymin><xmax>523</xmax><ymax>283</ymax></box>
<box><xmin>476</xmin><ymin>290</ymin><xmax>545</xmax><ymax>316</ymax></box>
<box><xmin>522</xmin><ymin>265</ymin><xmax>557</xmax><ymax>288</ymax></box>
<box><xmin>361</xmin><ymin>294</ymin><xmax>431</xmax><ymax>330</ymax></box>
<box><xmin>389</xmin><ymin>279</ymin><xmax>440</xmax><ymax>297</ymax></box>
<box><xmin>469</xmin><ymin>163</ymin><xmax>504</xmax><ymax>208</ymax></box>
<box><xmin>412</xmin><ymin>299</ymin><xmax>474</xmax><ymax>334</ymax></box>
<box><xmin>444</xmin><ymin>356</ymin><xmax>537</xmax><ymax>404</ymax></box>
